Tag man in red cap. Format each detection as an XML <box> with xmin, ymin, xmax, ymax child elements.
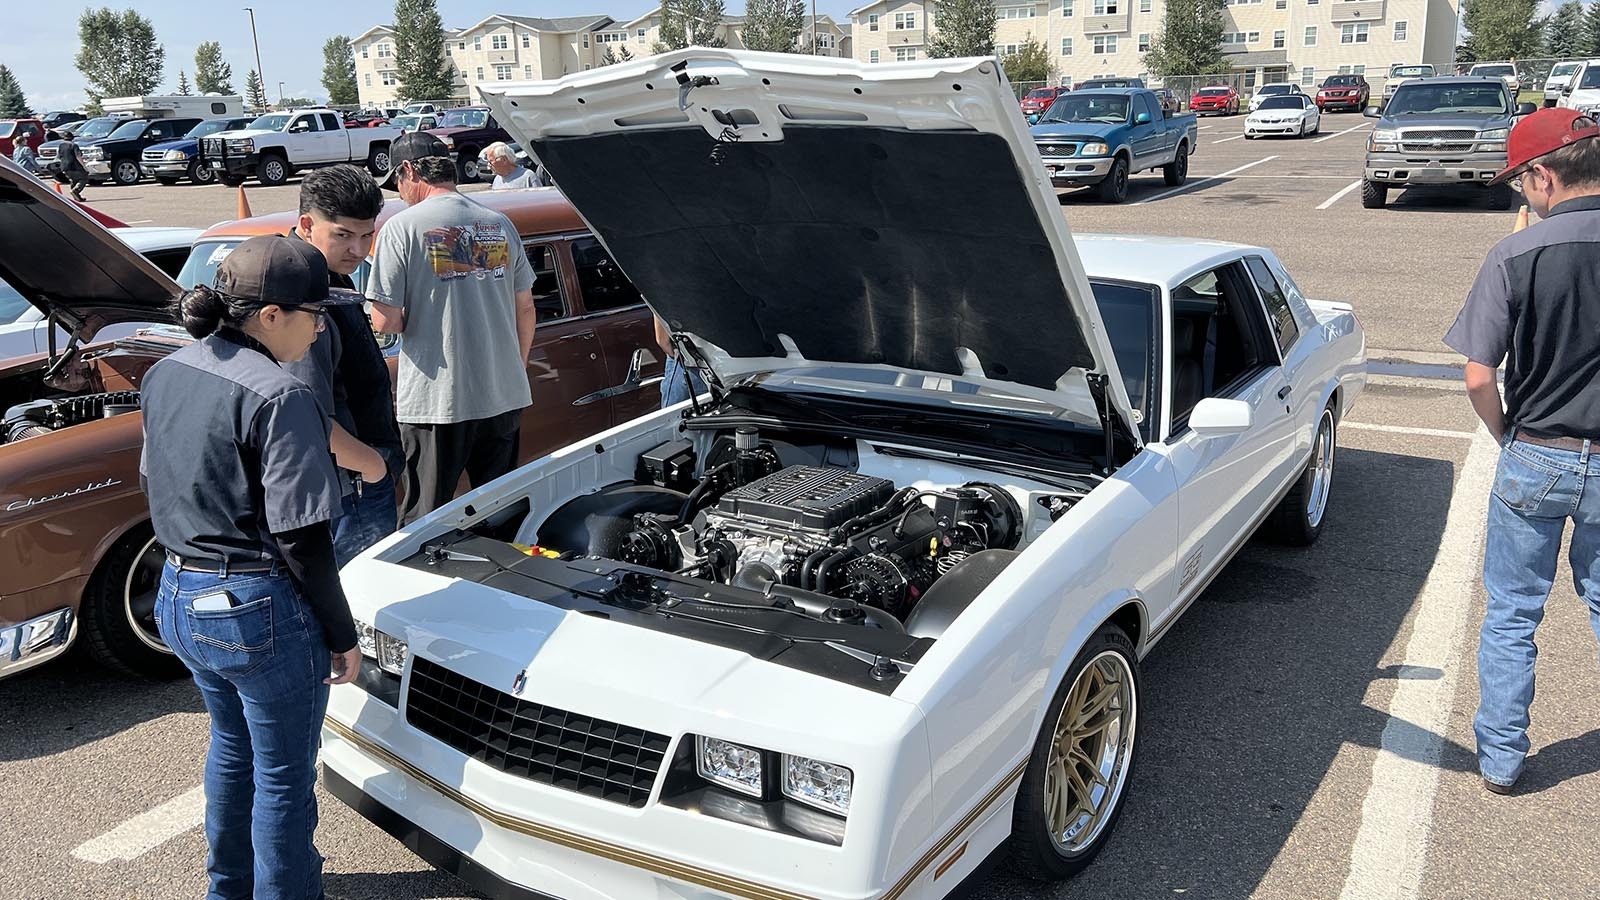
<box><xmin>1443</xmin><ymin>107</ymin><xmax>1600</xmax><ymax>795</ymax></box>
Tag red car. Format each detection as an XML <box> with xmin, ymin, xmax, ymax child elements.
<box><xmin>1189</xmin><ymin>85</ymin><xmax>1240</xmax><ymax>116</ymax></box>
<box><xmin>1316</xmin><ymin>74</ymin><xmax>1370</xmax><ymax>111</ymax></box>
<box><xmin>1020</xmin><ymin>86</ymin><xmax>1069</xmax><ymax>118</ymax></box>
<box><xmin>0</xmin><ymin>118</ymin><xmax>48</xmax><ymax>157</ymax></box>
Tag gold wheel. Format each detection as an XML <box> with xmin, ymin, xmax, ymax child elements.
<box><xmin>1041</xmin><ymin>649</ymin><xmax>1137</xmax><ymax>853</ymax></box>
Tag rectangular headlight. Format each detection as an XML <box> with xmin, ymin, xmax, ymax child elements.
<box><xmin>1080</xmin><ymin>142</ymin><xmax>1109</xmax><ymax>156</ymax></box>
<box><xmin>355</xmin><ymin>621</ymin><xmax>377</xmax><ymax>657</ymax></box>
<box><xmin>355</xmin><ymin>621</ymin><xmax>408</xmax><ymax>675</ymax></box>
<box><xmin>1477</xmin><ymin>128</ymin><xmax>1509</xmax><ymax>140</ymax></box>
<box><xmin>782</xmin><ymin>754</ymin><xmax>853</xmax><ymax>816</ymax></box>
<box><xmin>696</xmin><ymin>735</ymin><xmax>764</xmax><ymax>797</ymax></box>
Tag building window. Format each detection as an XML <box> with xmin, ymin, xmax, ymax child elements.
<box><xmin>868</xmin><ymin>13</ymin><xmax>879</xmax><ymax>30</ymax></box>
<box><xmin>492</xmin><ymin>34</ymin><xmax>508</xmax><ymax>50</ymax></box>
<box><xmin>1062</xmin><ymin>0</ymin><xmax>1075</xmax><ymax>15</ymax></box>
<box><xmin>583</xmin><ymin>34</ymin><xmax>590</xmax><ymax>47</ymax></box>
<box><xmin>1393</xmin><ymin>20</ymin><xmax>1407</xmax><ymax>41</ymax></box>
<box><xmin>377</xmin><ymin>43</ymin><xmax>392</xmax><ymax>58</ymax></box>
<box><xmin>998</xmin><ymin>5</ymin><xmax>1038</xmax><ymax>17</ymax></box>
<box><xmin>1093</xmin><ymin>34</ymin><xmax>1117</xmax><ymax>53</ymax></box>
<box><xmin>495</xmin><ymin>64</ymin><xmax>512</xmax><ymax>80</ymax></box>
<box><xmin>1222</xmin><ymin>31</ymin><xmax>1257</xmax><ymax>45</ymax></box>
<box><xmin>1307</xmin><ymin>0</ymin><xmax>1318</xmax><ymax>5</ymax></box>
<box><xmin>1138</xmin><ymin>32</ymin><xmax>1150</xmax><ymax>51</ymax></box>
<box><xmin>524</xmin><ymin>64</ymin><xmax>533</xmax><ymax>78</ymax></box>
<box><xmin>1001</xmin><ymin>43</ymin><xmax>1020</xmax><ymax>55</ymax></box>
<box><xmin>382</xmin><ymin>71</ymin><xmax>397</xmax><ymax>86</ymax></box>
<box><xmin>522</xmin><ymin>33</ymin><xmax>531</xmax><ymax>48</ymax></box>
<box><xmin>1061</xmin><ymin>37</ymin><xmax>1073</xmax><ymax>55</ymax></box>
<box><xmin>458</xmin><ymin>41</ymin><xmax>466</xmax><ymax>50</ymax></box>
<box><xmin>870</xmin><ymin>48</ymin><xmax>880</xmax><ymax>62</ymax></box>
<box><xmin>476</xmin><ymin>67</ymin><xmax>485</xmax><ymax>80</ymax></box>
<box><xmin>894</xmin><ymin>12</ymin><xmax>917</xmax><ymax>28</ymax></box>
<box><xmin>637</xmin><ymin>28</ymin><xmax>647</xmax><ymax>38</ymax></box>
<box><xmin>360</xmin><ymin>44</ymin><xmax>369</xmax><ymax>58</ymax></box>
<box><xmin>895</xmin><ymin>46</ymin><xmax>918</xmax><ymax>60</ymax></box>
<box><xmin>1340</xmin><ymin>22</ymin><xmax>1369</xmax><ymax>43</ymax></box>
<box><xmin>1272</xmin><ymin>29</ymin><xmax>1285</xmax><ymax>48</ymax></box>
<box><xmin>1303</xmin><ymin>25</ymin><xmax>1317</xmax><ymax>45</ymax></box>
<box><xmin>1093</xmin><ymin>0</ymin><xmax>1119</xmax><ymax>14</ymax></box>
<box><xmin>473</xmin><ymin>37</ymin><xmax>482</xmax><ymax>50</ymax></box>
<box><xmin>1301</xmin><ymin>66</ymin><xmax>1315</xmax><ymax>85</ymax></box>
<box><xmin>364</xmin><ymin>73</ymin><xmax>372</xmax><ymax>86</ymax></box>
<box><xmin>1275</xmin><ymin>0</ymin><xmax>1286</xmax><ymax>6</ymax></box>
<box><xmin>1140</xmin><ymin>0</ymin><xmax>1152</xmax><ymax>11</ymax></box>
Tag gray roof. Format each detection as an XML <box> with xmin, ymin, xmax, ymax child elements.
<box><xmin>502</xmin><ymin>14</ymin><xmax>614</xmax><ymax>32</ymax></box>
<box><xmin>1222</xmin><ymin>49</ymin><xmax>1290</xmax><ymax>68</ymax></box>
<box><xmin>838</xmin><ymin>23</ymin><xmax>854</xmax><ymax>35</ymax></box>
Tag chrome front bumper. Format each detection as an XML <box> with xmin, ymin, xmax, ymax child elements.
<box><xmin>0</xmin><ymin>607</ymin><xmax>76</xmax><ymax>680</ymax></box>
<box><xmin>85</xmin><ymin>161</ymin><xmax>110</xmax><ymax>176</ymax></box>
<box><xmin>141</xmin><ymin>161</ymin><xmax>190</xmax><ymax>176</ymax></box>
<box><xmin>1043</xmin><ymin>156</ymin><xmax>1114</xmax><ymax>184</ymax></box>
<box><xmin>1364</xmin><ymin>154</ymin><xmax>1505</xmax><ymax>185</ymax></box>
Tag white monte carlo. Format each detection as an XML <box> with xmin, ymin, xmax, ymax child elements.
<box><xmin>1246</xmin><ymin>94</ymin><xmax>1322</xmax><ymax>139</ymax></box>
<box><xmin>321</xmin><ymin>50</ymin><xmax>1368</xmax><ymax>900</ymax></box>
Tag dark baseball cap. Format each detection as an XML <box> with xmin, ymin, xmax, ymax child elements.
<box><xmin>213</xmin><ymin>235</ymin><xmax>363</xmax><ymax>309</ymax></box>
<box><xmin>378</xmin><ymin>131</ymin><xmax>452</xmax><ymax>190</ymax></box>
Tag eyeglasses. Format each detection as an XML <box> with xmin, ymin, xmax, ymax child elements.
<box><xmin>1506</xmin><ymin>165</ymin><xmax>1544</xmax><ymax>194</ymax></box>
<box><xmin>278</xmin><ymin>303</ymin><xmax>330</xmax><ymax>330</ymax></box>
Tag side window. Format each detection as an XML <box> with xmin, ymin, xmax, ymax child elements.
<box><xmin>320</xmin><ymin>113</ymin><xmax>340</xmax><ymax>131</ymax></box>
<box><xmin>570</xmin><ymin>236</ymin><xmax>643</xmax><ymax>314</ymax></box>
<box><xmin>524</xmin><ymin>243</ymin><xmax>567</xmax><ymax>322</ymax></box>
<box><xmin>1168</xmin><ymin>263</ymin><xmax>1276</xmax><ymax>423</ymax></box>
<box><xmin>1244</xmin><ymin>255</ymin><xmax>1300</xmax><ymax>356</ymax></box>
<box><xmin>1135</xmin><ymin>94</ymin><xmax>1156</xmax><ymax>121</ymax></box>
<box><xmin>291</xmin><ymin>116</ymin><xmax>318</xmax><ymax>133</ymax></box>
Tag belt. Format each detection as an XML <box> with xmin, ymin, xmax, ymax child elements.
<box><xmin>165</xmin><ymin>551</ymin><xmax>277</xmax><ymax>574</ymax></box>
<box><xmin>1514</xmin><ymin>431</ymin><xmax>1595</xmax><ymax>452</ymax></box>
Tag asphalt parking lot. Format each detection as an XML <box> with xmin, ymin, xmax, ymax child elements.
<box><xmin>4</xmin><ymin>115</ymin><xmax>1598</xmax><ymax>900</ymax></box>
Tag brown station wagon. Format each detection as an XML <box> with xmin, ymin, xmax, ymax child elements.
<box><xmin>0</xmin><ymin>166</ymin><xmax>666</xmax><ymax>682</ymax></box>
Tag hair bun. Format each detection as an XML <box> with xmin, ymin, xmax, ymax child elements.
<box><xmin>178</xmin><ymin>285</ymin><xmax>227</xmax><ymax>338</ymax></box>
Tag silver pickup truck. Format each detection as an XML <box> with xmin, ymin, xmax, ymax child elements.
<box><xmin>1361</xmin><ymin>77</ymin><xmax>1536</xmax><ymax>210</ymax></box>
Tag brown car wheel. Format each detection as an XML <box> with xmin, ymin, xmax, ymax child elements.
<box><xmin>81</xmin><ymin>523</ymin><xmax>187</xmax><ymax>679</ymax></box>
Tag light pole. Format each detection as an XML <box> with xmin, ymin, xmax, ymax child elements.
<box><xmin>278</xmin><ymin>81</ymin><xmax>285</xmax><ymax>107</ymax></box>
<box><xmin>243</xmin><ymin>7</ymin><xmax>265</xmax><ymax>110</ymax></box>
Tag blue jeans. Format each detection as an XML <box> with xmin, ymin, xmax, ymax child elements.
<box><xmin>155</xmin><ymin>561</ymin><xmax>330</xmax><ymax>900</ymax></box>
<box><xmin>332</xmin><ymin>473</ymin><xmax>398</xmax><ymax>568</ymax></box>
<box><xmin>661</xmin><ymin>355</ymin><xmax>707</xmax><ymax>408</ymax></box>
<box><xmin>1476</xmin><ymin>433</ymin><xmax>1600</xmax><ymax>786</ymax></box>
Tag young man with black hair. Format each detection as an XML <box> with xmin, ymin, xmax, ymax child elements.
<box><xmin>366</xmin><ymin>133</ymin><xmax>537</xmax><ymax>524</ymax></box>
<box><xmin>283</xmin><ymin>164</ymin><xmax>405</xmax><ymax>565</ymax></box>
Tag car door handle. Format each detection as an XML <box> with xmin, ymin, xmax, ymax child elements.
<box><xmin>557</xmin><ymin>332</ymin><xmax>595</xmax><ymax>342</ymax></box>
<box><xmin>1277</xmin><ymin>385</ymin><xmax>1293</xmax><ymax>400</ymax></box>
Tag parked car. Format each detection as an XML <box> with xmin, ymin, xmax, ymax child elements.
<box><xmin>140</xmin><ymin>116</ymin><xmax>256</xmax><ymax>185</ymax></box>
<box><xmin>201</xmin><ymin>107</ymin><xmax>401</xmax><ymax>186</ymax></box>
<box><xmin>1557</xmin><ymin>59</ymin><xmax>1600</xmax><ymax>113</ymax></box>
<box><xmin>1246</xmin><ymin>93</ymin><xmax>1321</xmax><ymax>138</ymax></box>
<box><xmin>40</xmin><ymin>111</ymin><xmax>87</xmax><ymax>131</ymax></box>
<box><xmin>0</xmin><ymin>158</ymin><xmax>668</xmax><ymax>683</ymax></box>
<box><xmin>1249</xmin><ymin>82</ymin><xmax>1304</xmax><ymax>113</ymax></box>
<box><xmin>1153</xmin><ymin>88</ymin><xmax>1181</xmax><ymax>115</ymax></box>
<box><xmin>0</xmin><ymin>225</ymin><xmax>199</xmax><ymax>360</ymax></box>
<box><xmin>421</xmin><ymin>105</ymin><xmax>515</xmax><ymax>183</ymax></box>
<box><xmin>403</xmin><ymin>101</ymin><xmax>448</xmax><ymax>116</ymax></box>
<box><xmin>1362</xmin><ymin>77</ymin><xmax>1536</xmax><ymax>209</ymax></box>
<box><xmin>1031</xmin><ymin>88</ymin><xmax>1199</xmax><ymax>202</ymax></box>
<box><xmin>0</xmin><ymin>118</ymin><xmax>48</xmax><ymax>158</ymax></box>
<box><xmin>1382</xmin><ymin>63</ymin><xmax>1436</xmax><ymax>108</ymax></box>
<box><xmin>1543</xmin><ymin>61</ymin><xmax>1584</xmax><ymax>107</ymax></box>
<box><xmin>1075</xmin><ymin>76</ymin><xmax>1146</xmax><ymax>90</ymax></box>
<box><xmin>317</xmin><ymin>51</ymin><xmax>1367</xmax><ymax>900</ymax></box>
<box><xmin>1189</xmin><ymin>85</ymin><xmax>1241</xmax><ymax>116</ymax></box>
<box><xmin>79</xmin><ymin>116</ymin><xmax>203</xmax><ymax>185</ymax></box>
<box><xmin>48</xmin><ymin>119</ymin><xmax>92</xmax><ymax>140</ymax></box>
<box><xmin>1020</xmin><ymin>86</ymin><xmax>1070</xmax><ymax>122</ymax></box>
<box><xmin>1468</xmin><ymin>62</ymin><xmax>1521</xmax><ymax>97</ymax></box>
<box><xmin>1316</xmin><ymin>74</ymin><xmax>1370</xmax><ymax>112</ymax></box>
<box><xmin>390</xmin><ymin>113</ymin><xmax>439</xmax><ymax>134</ymax></box>
<box><xmin>35</xmin><ymin>116</ymin><xmax>122</xmax><ymax>173</ymax></box>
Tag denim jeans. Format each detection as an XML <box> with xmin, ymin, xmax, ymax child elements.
<box><xmin>661</xmin><ymin>355</ymin><xmax>707</xmax><ymax>409</ymax></box>
<box><xmin>1475</xmin><ymin>433</ymin><xmax>1600</xmax><ymax>786</ymax></box>
<box><xmin>154</xmin><ymin>560</ymin><xmax>330</xmax><ymax>900</ymax></box>
<box><xmin>332</xmin><ymin>472</ymin><xmax>398</xmax><ymax>568</ymax></box>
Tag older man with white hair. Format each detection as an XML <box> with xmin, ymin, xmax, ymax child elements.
<box><xmin>485</xmin><ymin>142</ymin><xmax>551</xmax><ymax>190</ymax></box>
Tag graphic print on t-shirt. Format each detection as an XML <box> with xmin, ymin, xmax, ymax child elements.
<box><xmin>424</xmin><ymin>222</ymin><xmax>512</xmax><ymax>281</ymax></box>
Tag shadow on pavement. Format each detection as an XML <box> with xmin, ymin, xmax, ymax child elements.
<box><xmin>324</xmin><ymin>871</ymin><xmax>486</xmax><ymax>900</ymax></box>
<box><xmin>0</xmin><ymin>649</ymin><xmax>203</xmax><ymax>762</ymax></box>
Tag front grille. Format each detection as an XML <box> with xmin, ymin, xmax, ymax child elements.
<box><xmin>1036</xmin><ymin>142</ymin><xmax>1079</xmax><ymax>157</ymax></box>
<box><xmin>1399</xmin><ymin>129</ymin><xmax>1475</xmax><ymax>141</ymax></box>
<box><xmin>406</xmin><ymin>657</ymin><xmax>669</xmax><ymax>808</ymax></box>
<box><xmin>37</xmin><ymin>147</ymin><xmax>57</xmax><ymax>160</ymax></box>
<box><xmin>202</xmin><ymin>138</ymin><xmax>224</xmax><ymax>156</ymax></box>
<box><xmin>141</xmin><ymin>149</ymin><xmax>168</xmax><ymax>162</ymax></box>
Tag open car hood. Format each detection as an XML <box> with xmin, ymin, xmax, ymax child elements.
<box><xmin>480</xmin><ymin>50</ymin><xmax>1139</xmax><ymax>442</ymax></box>
<box><xmin>0</xmin><ymin>156</ymin><xmax>179</xmax><ymax>343</ymax></box>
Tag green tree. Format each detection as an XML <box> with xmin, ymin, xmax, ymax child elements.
<box><xmin>654</xmin><ymin>0</ymin><xmax>728</xmax><ymax>52</ymax></box>
<box><xmin>74</xmin><ymin>7</ymin><xmax>165</xmax><ymax>105</ymax></box>
<box><xmin>176</xmin><ymin>68</ymin><xmax>192</xmax><ymax>94</ymax></box>
<box><xmin>393</xmin><ymin>0</ymin><xmax>455</xmax><ymax>101</ymax></box>
<box><xmin>620</xmin><ymin>45</ymin><xmax>635</xmax><ymax>62</ymax></box>
<box><xmin>1582</xmin><ymin>1</ymin><xmax>1600</xmax><ymax>56</ymax></box>
<box><xmin>1000</xmin><ymin>38</ymin><xmax>1054</xmax><ymax>83</ymax></box>
<box><xmin>245</xmin><ymin>69</ymin><xmax>268</xmax><ymax>111</ymax></box>
<box><xmin>928</xmin><ymin>0</ymin><xmax>995</xmax><ymax>58</ymax></box>
<box><xmin>0</xmin><ymin>65</ymin><xmax>32</xmax><ymax>117</ymax></box>
<box><xmin>1462</xmin><ymin>0</ymin><xmax>1541</xmax><ymax>62</ymax></box>
<box><xmin>322</xmin><ymin>36</ymin><xmax>359</xmax><ymax>106</ymax></box>
<box><xmin>194</xmin><ymin>41</ymin><xmax>234</xmax><ymax>94</ymax></box>
<box><xmin>742</xmin><ymin>0</ymin><xmax>806</xmax><ymax>52</ymax></box>
<box><xmin>1143</xmin><ymin>0</ymin><xmax>1228</xmax><ymax>75</ymax></box>
<box><xmin>281</xmin><ymin>96</ymin><xmax>314</xmax><ymax>107</ymax></box>
<box><xmin>600</xmin><ymin>47</ymin><xmax>620</xmax><ymax>66</ymax></box>
<box><xmin>1455</xmin><ymin>39</ymin><xmax>1478</xmax><ymax>64</ymax></box>
<box><xmin>1544</xmin><ymin>2</ymin><xmax>1584</xmax><ymax>59</ymax></box>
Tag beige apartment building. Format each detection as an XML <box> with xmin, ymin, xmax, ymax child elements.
<box><xmin>847</xmin><ymin>0</ymin><xmax>1458</xmax><ymax>89</ymax></box>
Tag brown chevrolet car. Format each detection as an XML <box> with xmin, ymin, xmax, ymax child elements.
<box><xmin>0</xmin><ymin>165</ymin><xmax>665</xmax><ymax>682</ymax></box>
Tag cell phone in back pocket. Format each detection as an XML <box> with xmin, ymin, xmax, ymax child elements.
<box><xmin>192</xmin><ymin>591</ymin><xmax>238</xmax><ymax>612</ymax></box>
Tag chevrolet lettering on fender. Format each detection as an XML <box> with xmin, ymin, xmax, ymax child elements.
<box><xmin>5</xmin><ymin>476</ymin><xmax>123</xmax><ymax>512</ymax></box>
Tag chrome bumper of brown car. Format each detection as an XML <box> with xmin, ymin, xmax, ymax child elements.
<box><xmin>0</xmin><ymin>606</ymin><xmax>76</xmax><ymax>680</ymax></box>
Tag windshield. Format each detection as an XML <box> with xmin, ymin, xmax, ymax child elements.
<box><xmin>0</xmin><ymin>277</ymin><xmax>32</xmax><ymax>326</ymax></box>
<box><xmin>76</xmin><ymin>118</ymin><xmax>120</xmax><ymax>139</ymax></box>
<box><xmin>438</xmin><ymin>108</ymin><xmax>488</xmax><ymax>128</ymax></box>
<box><xmin>0</xmin><ymin>123</ymin><xmax>14</xmax><ymax>138</ymax></box>
<box><xmin>187</xmin><ymin>119</ymin><xmax>236</xmax><ymax>138</ymax></box>
<box><xmin>1550</xmin><ymin>63</ymin><xmax>1581</xmax><ymax>77</ymax></box>
<box><xmin>1025</xmin><ymin>88</ymin><xmax>1057</xmax><ymax>99</ymax></box>
<box><xmin>393</xmin><ymin>115</ymin><xmax>422</xmax><ymax>130</ymax></box>
<box><xmin>1581</xmin><ymin>67</ymin><xmax>1600</xmax><ymax>90</ymax></box>
<box><xmin>1387</xmin><ymin>83</ymin><xmax>1510</xmax><ymax>115</ymax></box>
<box><xmin>1390</xmin><ymin>65</ymin><xmax>1433</xmax><ymax>78</ymax></box>
<box><xmin>1040</xmin><ymin>95</ymin><xmax>1130</xmax><ymax>124</ymax></box>
<box><xmin>181</xmin><ymin>240</ymin><xmax>372</xmax><ymax>293</ymax></box>
<box><xmin>1324</xmin><ymin>76</ymin><xmax>1359</xmax><ymax>86</ymax></box>
<box><xmin>248</xmin><ymin>113</ymin><xmax>292</xmax><ymax>132</ymax></box>
<box><xmin>1260</xmin><ymin>96</ymin><xmax>1306</xmax><ymax>110</ymax></box>
<box><xmin>404</xmin><ymin>103</ymin><xmax>431</xmax><ymax>114</ymax></box>
<box><xmin>1472</xmin><ymin>65</ymin><xmax>1514</xmax><ymax>77</ymax></box>
<box><xmin>107</xmin><ymin>120</ymin><xmax>149</xmax><ymax>140</ymax></box>
<box><xmin>1197</xmin><ymin>87</ymin><xmax>1230</xmax><ymax>96</ymax></box>
<box><xmin>1259</xmin><ymin>85</ymin><xmax>1293</xmax><ymax>96</ymax></box>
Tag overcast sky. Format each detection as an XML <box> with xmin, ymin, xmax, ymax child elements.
<box><xmin>5</xmin><ymin>0</ymin><xmax>855</xmax><ymax>111</ymax></box>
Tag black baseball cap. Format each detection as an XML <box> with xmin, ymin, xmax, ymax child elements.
<box><xmin>379</xmin><ymin>131</ymin><xmax>452</xmax><ymax>190</ymax></box>
<box><xmin>214</xmin><ymin>235</ymin><xmax>363</xmax><ymax>309</ymax></box>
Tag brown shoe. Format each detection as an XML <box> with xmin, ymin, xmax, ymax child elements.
<box><xmin>1483</xmin><ymin>777</ymin><xmax>1516</xmax><ymax>795</ymax></box>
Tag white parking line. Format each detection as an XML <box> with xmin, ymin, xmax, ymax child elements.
<box><xmin>122</xmin><ymin>219</ymin><xmax>154</xmax><ymax>225</ymax></box>
<box><xmin>71</xmin><ymin>786</ymin><xmax>206</xmax><ymax>863</ymax></box>
<box><xmin>1316</xmin><ymin>179</ymin><xmax>1364</xmax><ymax>210</ymax></box>
<box><xmin>1137</xmin><ymin>156</ymin><xmax>1277</xmax><ymax>204</ymax></box>
<box><xmin>1212</xmin><ymin>134</ymin><xmax>1246</xmax><ymax>144</ymax></box>
<box><xmin>1338</xmin><ymin>424</ymin><xmax>1496</xmax><ymax>900</ymax></box>
<box><xmin>1314</xmin><ymin>122</ymin><xmax>1373</xmax><ymax>144</ymax></box>
<box><xmin>1343</xmin><ymin>421</ymin><xmax>1476</xmax><ymax>440</ymax></box>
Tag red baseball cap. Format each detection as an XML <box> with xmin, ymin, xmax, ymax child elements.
<box><xmin>1490</xmin><ymin>107</ymin><xmax>1600</xmax><ymax>184</ymax></box>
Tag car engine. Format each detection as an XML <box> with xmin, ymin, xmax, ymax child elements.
<box><xmin>0</xmin><ymin>391</ymin><xmax>140</xmax><ymax>444</ymax></box>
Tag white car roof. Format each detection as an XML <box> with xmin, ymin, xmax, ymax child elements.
<box><xmin>112</xmin><ymin>226</ymin><xmax>203</xmax><ymax>252</ymax></box>
<box><xmin>1075</xmin><ymin>234</ymin><xmax>1259</xmax><ymax>288</ymax></box>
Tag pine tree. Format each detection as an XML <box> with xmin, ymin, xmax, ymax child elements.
<box><xmin>0</xmin><ymin>65</ymin><xmax>32</xmax><ymax>117</ymax></box>
<box><xmin>245</xmin><ymin>69</ymin><xmax>268</xmax><ymax>112</ymax></box>
<box><xmin>1001</xmin><ymin>39</ymin><xmax>1054</xmax><ymax>84</ymax></box>
<box><xmin>393</xmin><ymin>0</ymin><xmax>454</xmax><ymax>101</ymax></box>
<box><xmin>75</xmin><ymin>8</ymin><xmax>165</xmax><ymax>105</ymax></box>
<box><xmin>176</xmin><ymin>69</ymin><xmax>192</xmax><ymax>95</ymax></box>
<box><xmin>1582</xmin><ymin>1</ymin><xmax>1600</xmax><ymax>56</ymax></box>
<box><xmin>1144</xmin><ymin>0</ymin><xmax>1228</xmax><ymax>75</ymax></box>
<box><xmin>928</xmin><ymin>0</ymin><xmax>996</xmax><ymax>58</ymax></box>
<box><xmin>1462</xmin><ymin>0</ymin><xmax>1541</xmax><ymax>62</ymax></box>
<box><xmin>194</xmin><ymin>41</ymin><xmax>235</xmax><ymax>94</ymax></box>
<box><xmin>322</xmin><ymin>36</ymin><xmax>360</xmax><ymax>106</ymax></box>
<box><xmin>619</xmin><ymin>46</ymin><xmax>635</xmax><ymax>62</ymax></box>
<box><xmin>601</xmin><ymin>47</ymin><xmax>620</xmax><ymax>66</ymax></box>
<box><xmin>656</xmin><ymin>0</ymin><xmax>727</xmax><ymax>51</ymax></box>
<box><xmin>1542</xmin><ymin>2</ymin><xmax>1583</xmax><ymax>59</ymax></box>
<box><xmin>742</xmin><ymin>0</ymin><xmax>806</xmax><ymax>52</ymax></box>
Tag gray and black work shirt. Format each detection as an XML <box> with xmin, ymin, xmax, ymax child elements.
<box><xmin>1444</xmin><ymin>194</ymin><xmax>1600</xmax><ymax>438</ymax></box>
<box><xmin>140</xmin><ymin>329</ymin><xmax>342</xmax><ymax>564</ymax></box>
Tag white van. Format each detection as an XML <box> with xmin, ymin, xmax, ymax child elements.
<box><xmin>1557</xmin><ymin>60</ymin><xmax>1600</xmax><ymax>113</ymax></box>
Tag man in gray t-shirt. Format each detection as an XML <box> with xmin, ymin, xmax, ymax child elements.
<box><xmin>486</xmin><ymin>141</ymin><xmax>552</xmax><ymax>190</ymax></box>
<box><xmin>367</xmin><ymin>133</ymin><xmax>537</xmax><ymax>523</ymax></box>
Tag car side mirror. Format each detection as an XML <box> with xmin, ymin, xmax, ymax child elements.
<box><xmin>1363</xmin><ymin>105</ymin><xmax>1381</xmax><ymax>117</ymax></box>
<box><xmin>1515</xmin><ymin>102</ymin><xmax>1538</xmax><ymax>116</ymax></box>
<box><xmin>1188</xmin><ymin>398</ymin><xmax>1254</xmax><ymax>437</ymax></box>
<box><xmin>1135</xmin><ymin>111</ymin><xmax>1152</xmax><ymax>124</ymax></box>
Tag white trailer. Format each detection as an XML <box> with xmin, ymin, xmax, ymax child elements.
<box><xmin>101</xmin><ymin>94</ymin><xmax>245</xmax><ymax>119</ymax></box>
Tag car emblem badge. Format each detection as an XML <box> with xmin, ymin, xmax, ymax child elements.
<box><xmin>1431</xmin><ymin>137</ymin><xmax>1443</xmax><ymax>146</ymax></box>
<box><xmin>512</xmin><ymin>669</ymin><xmax>528</xmax><ymax>694</ymax></box>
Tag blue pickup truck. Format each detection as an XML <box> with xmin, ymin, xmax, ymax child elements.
<box><xmin>138</xmin><ymin>116</ymin><xmax>255</xmax><ymax>185</ymax></box>
<box><xmin>1029</xmin><ymin>88</ymin><xmax>1198</xmax><ymax>203</ymax></box>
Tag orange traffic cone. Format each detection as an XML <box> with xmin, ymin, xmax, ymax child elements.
<box><xmin>1513</xmin><ymin>204</ymin><xmax>1529</xmax><ymax>232</ymax></box>
<box><xmin>236</xmin><ymin>184</ymin><xmax>253</xmax><ymax>220</ymax></box>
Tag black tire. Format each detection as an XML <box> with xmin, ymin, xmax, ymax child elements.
<box><xmin>1264</xmin><ymin>403</ymin><xmax>1337</xmax><ymax>546</ymax></box>
<box><xmin>80</xmin><ymin>523</ymin><xmax>187</xmax><ymax>679</ymax></box>
<box><xmin>1162</xmin><ymin>142</ymin><xmax>1189</xmax><ymax>186</ymax></box>
<box><xmin>112</xmin><ymin>158</ymin><xmax>141</xmax><ymax>186</ymax></box>
<box><xmin>1095</xmin><ymin>155</ymin><xmax>1130</xmax><ymax>203</ymax></box>
<box><xmin>188</xmin><ymin>158</ymin><xmax>215</xmax><ymax>185</ymax></box>
<box><xmin>154</xmin><ymin>177</ymin><xmax>180</xmax><ymax>186</ymax></box>
<box><xmin>1487</xmin><ymin>184</ymin><xmax>1516</xmax><ymax>211</ymax></box>
<box><xmin>1009</xmin><ymin>623</ymin><xmax>1141</xmax><ymax>881</ymax></box>
<box><xmin>257</xmin><ymin>154</ymin><xmax>290</xmax><ymax>187</ymax></box>
<box><xmin>457</xmin><ymin>149</ymin><xmax>482</xmax><ymax>183</ymax></box>
<box><xmin>1361</xmin><ymin>179</ymin><xmax>1387</xmax><ymax>209</ymax></box>
<box><xmin>368</xmin><ymin>144</ymin><xmax>392</xmax><ymax>177</ymax></box>
<box><xmin>219</xmin><ymin>174</ymin><xmax>247</xmax><ymax>188</ymax></box>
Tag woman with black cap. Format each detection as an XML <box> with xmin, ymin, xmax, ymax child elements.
<box><xmin>140</xmin><ymin>234</ymin><xmax>363</xmax><ymax>899</ymax></box>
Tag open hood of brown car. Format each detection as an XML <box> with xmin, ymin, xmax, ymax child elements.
<box><xmin>0</xmin><ymin>157</ymin><xmax>179</xmax><ymax>345</ymax></box>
